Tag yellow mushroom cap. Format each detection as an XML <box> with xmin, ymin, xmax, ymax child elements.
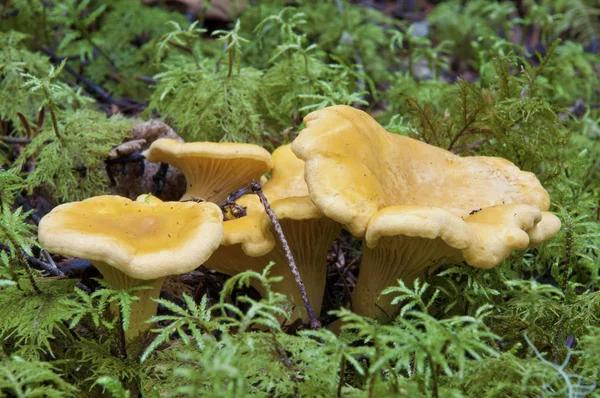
<box><xmin>143</xmin><ymin>138</ymin><xmax>272</xmax><ymax>203</ymax></box>
<box><xmin>235</xmin><ymin>143</ymin><xmax>309</xmax><ymax>214</ymax></box>
<box><xmin>263</xmin><ymin>144</ymin><xmax>310</xmax><ymax>200</ymax></box>
<box><xmin>365</xmin><ymin>204</ymin><xmax>552</xmax><ymax>270</ymax></box>
<box><xmin>292</xmin><ymin>105</ymin><xmax>552</xmax><ymax>237</ymax></box>
<box><xmin>38</xmin><ymin>195</ymin><xmax>224</xmax><ymax>280</ymax></box>
<box><xmin>221</xmin><ymin>210</ymin><xmax>276</xmax><ymax>257</ymax></box>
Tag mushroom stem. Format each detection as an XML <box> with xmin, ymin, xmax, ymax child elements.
<box><xmin>275</xmin><ymin>218</ymin><xmax>338</xmax><ymax>322</ymax></box>
<box><xmin>250</xmin><ymin>181</ymin><xmax>322</xmax><ymax>330</ymax></box>
<box><xmin>352</xmin><ymin>237</ymin><xmax>460</xmax><ymax>320</ymax></box>
<box><xmin>206</xmin><ymin>220</ymin><xmax>338</xmax><ymax>326</ymax></box>
<box><xmin>94</xmin><ymin>262</ymin><xmax>165</xmax><ymax>341</ymax></box>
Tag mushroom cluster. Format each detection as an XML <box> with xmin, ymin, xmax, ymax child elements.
<box><xmin>38</xmin><ymin>105</ymin><xmax>561</xmax><ymax>337</ymax></box>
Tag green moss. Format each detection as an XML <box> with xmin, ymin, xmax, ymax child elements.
<box><xmin>0</xmin><ymin>0</ymin><xmax>599</xmax><ymax>396</ymax></box>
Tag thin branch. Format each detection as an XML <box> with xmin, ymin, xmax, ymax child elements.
<box><xmin>0</xmin><ymin>244</ymin><xmax>63</xmax><ymax>277</ymax></box>
<box><xmin>16</xmin><ymin>112</ymin><xmax>33</xmax><ymax>138</ymax></box>
<box><xmin>46</xmin><ymin>102</ymin><xmax>62</xmax><ymax>140</ymax></box>
<box><xmin>27</xmin><ymin>253</ymin><xmax>63</xmax><ymax>277</ymax></box>
<box><xmin>134</xmin><ymin>76</ymin><xmax>158</xmax><ymax>85</ymax></box>
<box><xmin>249</xmin><ymin>181</ymin><xmax>322</xmax><ymax>330</ymax></box>
<box><xmin>450</xmin><ymin>138</ymin><xmax>489</xmax><ymax>154</ymax></box>
<box><xmin>20</xmin><ymin>252</ymin><xmax>42</xmax><ymax>294</ymax></box>
<box><xmin>42</xmin><ymin>48</ymin><xmax>146</xmax><ymax>111</ymax></box>
<box><xmin>0</xmin><ymin>136</ymin><xmax>32</xmax><ymax>144</ymax></box>
<box><xmin>40</xmin><ymin>249</ymin><xmax>64</xmax><ymax>276</ymax></box>
<box><xmin>337</xmin><ymin>356</ymin><xmax>346</xmax><ymax>397</ymax></box>
<box><xmin>15</xmin><ymin>195</ymin><xmax>41</xmax><ymax>225</ymax></box>
<box><xmin>447</xmin><ymin>105</ymin><xmax>487</xmax><ymax>151</ymax></box>
<box><xmin>167</xmin><ymin>40</ymin><xmax>193</xmax><ymax>54</ymax></box>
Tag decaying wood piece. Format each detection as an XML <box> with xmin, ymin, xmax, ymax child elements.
<box><xmin>106</xmin><ymin>120</ymin><xmax>186</xmax><ymax>200</ymax></box>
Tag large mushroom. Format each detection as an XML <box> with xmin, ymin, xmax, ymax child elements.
<box><xmin>143</xmin><ymin>138</ymin><xmax>272</xmax><ymax>203</ymax></box>
<box><xmin>205</xmin><ymin>145</ymin><xmax>341</xmax><ymax>323</ymax></box>
<box><xmin>292</xmin><ymin>105</ymin><xmax>561</xmax><ymax>319</ymax></box>
<box><xmin>38</xmin><ymin>195</ymin><xmax>223</xmax><ymax>339</ymax></box>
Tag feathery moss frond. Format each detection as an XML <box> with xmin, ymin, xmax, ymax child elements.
<box><xmin>0</xmin><ymin>31</ymin><xmax>52</xmax><ymax>131</ymax></box>
<box><xmin>0</xmin><ymin>279</ymin><xmax>77</xmax><ymax>358</ymax></box>
<box><xmin>13</xmin><ymin>110</ymin><xmax>131</xmax><ymax>202</ymax></box>
<box><xmin>0</xmin><ymin>355</ymin><xmax>78</xmax><ymax>397</ymax></box>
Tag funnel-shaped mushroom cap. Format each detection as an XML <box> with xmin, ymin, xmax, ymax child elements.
<box><xmin>39</xmin><ymin>195</ymin><xmax>224</xmax><ymax>280</ymax></box>
<box><xmin>292</xmin><ymin>105</ymin><xmax>551</xmax><ymax>237</ymax></box>
<box><xmin>235</xmin><ymin>144</ymin><xmax>309</xmax><ymax>214</ymax></box>
<box><xmin>205</xmin><ymin>145</ymin><xmax>341</xmax><ymax>323</ymax></box>
<box><xmin>263</xmin><ymin>144</ymin><xmax>310</xmax><ymax>200</ymax></box>
<box><xmin>144</xmin><ymin>138</ymin><xmax>272</xmax><ymax>203</ymax></box>
<box><xmin>38</xmin><ymin>196</ymin><xmax>223</xmax><ymax>339</ymax></box>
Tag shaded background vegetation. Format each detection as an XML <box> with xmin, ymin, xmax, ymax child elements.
<box><xmin>0</xmin><ymin>0</ymin><xmax>599</xmax><ymax>396</ymax></box>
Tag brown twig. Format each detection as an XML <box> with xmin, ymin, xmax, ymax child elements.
<box><xmin>337</xmin><ymin>355</ymin><xmax>346</xmax><ymax>397</ymax></box>
<box><xmin>40</xmin><ymin>249</ymin><xmax>64</xmax><ymax>277</ymax></box>
<box><xmin>450</xmin><ymin>138</ymin><xmax>489</xmax><ymax>154</ymax></box>
<box><xmin>14</xmin><ymin>195</ymin><xmax>41</xmax><ymax>225</ymax></box>
<box><xmin>36</xmin><ymin>108</ymin><xmax>45</xmax><ymax>135</ymax></box>
<box><xmin>134</xmin><ymin>76</ymin><xmax>158</xmax><ymax>85</ymax></box>
<box><xmin>0</xmin><ymin>243</ymin><xmax>62</xmax><ymax>278</ymax></box>
<box><xmin>29</xmin><ymin>254</ymin><xmax>63</xmax><ymax>277</ymax></box>
<box><xmin>167</xmin><ymin>40</ymin><xmax>193</xmax><ymax>54</ymax></box>
<box><xmin>42</xmin><ymin>48</ymin><xmax>145</xmax><ymax>111</ymax></box>
<box><xmin>16</xmin><ymin>112</ymin><xmax>33</xmax><ymax>138</ymax></box>
<box><xmin>249</xmin><ymin>181</ymin><xmax>322</xmax><ymax>330</ymax></box>
<box><xmin>0</xmin><ymin>136</ymin><xmax>31</xmax><ymax>144</ymax></box>
<box><xmin>218</xmin><ymin>186</ymin><xmax>251</xmax><ymax>217</ymax></box>
<box><xmin>20</xmin><ymin>252</ymin><xmax>42</xmax><ymax>294</ymax></box>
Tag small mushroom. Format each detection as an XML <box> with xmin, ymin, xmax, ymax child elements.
<box><xmin>144</xmin><ymin>138</ymin><xmax>272</xmax><ymax>203</ymax></box>
<box><xmin>292</xmin><ymin>106</ymin><xmax>561</xmax><ymax>319</ymax></box>
<box><xmin>38</xmin><ymin>195</ymin><xmax>223</xmax><ymax>339</ymax></box>
<box><xmin>205</xmin><ymin>145</ymin><xmax>341</xmax><ymax>323</ymax></box>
